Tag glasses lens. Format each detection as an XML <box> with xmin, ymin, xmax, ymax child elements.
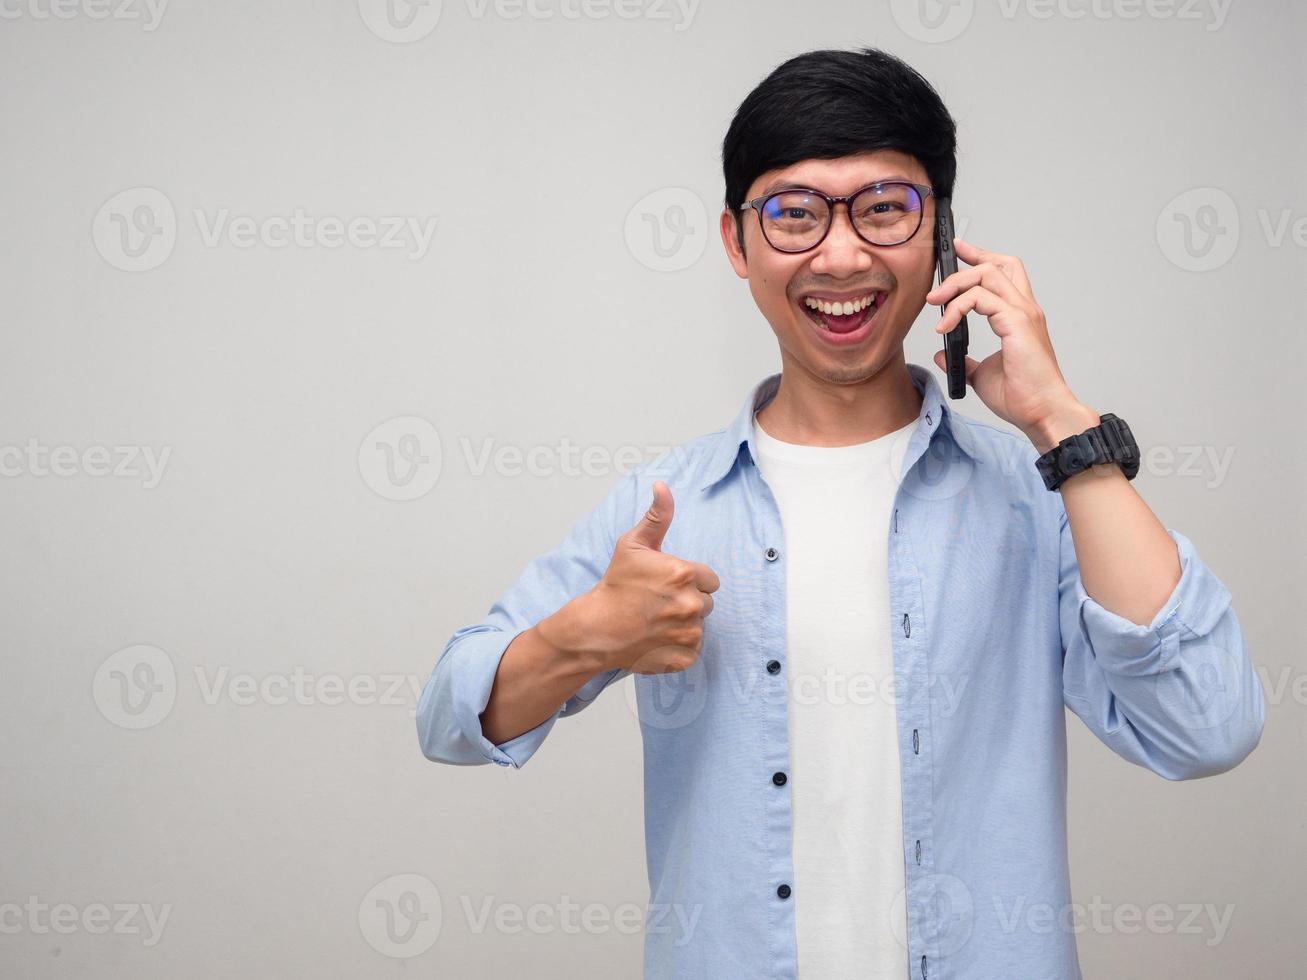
<box><xmin>760</xmin><ymin>190</ymin><xmax>830</xmax><ymax>252</ymax></box>
<box><xmin>850</xmin><ymin>182</ymin><xmax>923</xmax><ymax>245</ymax></box>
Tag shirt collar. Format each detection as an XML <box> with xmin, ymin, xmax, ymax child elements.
<box><xmin>697</xmin><ymin>362</ymin><xmax>980</xmax><ymax>493</ymax></box>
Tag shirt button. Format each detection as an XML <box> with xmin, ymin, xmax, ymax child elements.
<box><xmin>766</xmin><ymin>659</ymin><xmax>781</xmax><ymax>675</ymax></box>
<box><xmin>776</xmin><ymin>884</ymin><xmax>791</xmax><ymax>899</ymax></box>
<box><xmin>764</xmin><ymin>547</ymin><xmax>779</xmax><ymax>562</ymax></box>
<box><xmin>772</xmin><ymin>771</ymin><xmax>787</xmax><ymax>786</ymax></box>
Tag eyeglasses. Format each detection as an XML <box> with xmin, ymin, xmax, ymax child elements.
<box><xmin>738</xmin><ymin>181</ymin><xmax>934</xmax><ymax>253</ymax></box>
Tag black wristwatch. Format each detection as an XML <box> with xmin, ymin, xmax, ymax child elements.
<box><xmin>1035</xmin><ymin>413</ymin><xmax>1140</xmax><ymax>491</ymax></box>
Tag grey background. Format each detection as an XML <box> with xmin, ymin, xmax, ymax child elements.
<box><xmin>1</xmin><ymin>0</ymin><xmax>1303</xmax><ymax>976</ymax></box>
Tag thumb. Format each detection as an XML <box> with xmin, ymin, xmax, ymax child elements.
<box><xmin>628</xmin><ymin>479</ymin><xmax>675</xmax><ymax>551</ymax></box>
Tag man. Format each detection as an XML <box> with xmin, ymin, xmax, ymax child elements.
<box><xmin>417</xmin><ymin>47</ymin><xmax>1264</xmax><ymax>979</ymax></box>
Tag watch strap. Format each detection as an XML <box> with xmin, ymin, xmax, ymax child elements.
<box><xmin>1035</xmin><ymin>413</ymin><xmax>1140</xmax><ymax>491</ymax></box>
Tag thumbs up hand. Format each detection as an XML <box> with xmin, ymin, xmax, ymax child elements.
<box><xmin>575</xmin><ymin>480</ymin><xmax>720</xmax><ymax>675</ymax></box>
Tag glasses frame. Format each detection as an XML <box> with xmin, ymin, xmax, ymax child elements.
<box><xmin>737</xmin><ymin>180</ymin><xmax>935</xmax><ymax>253</ymax></box>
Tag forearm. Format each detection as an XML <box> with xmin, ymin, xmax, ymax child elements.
<box><xmin>479</xmin><ymin>595</ymin><xmax>613</xmax><ymax>746</ymax></box>
<box><xmin>1030</xmin><ymin>402</ymin><xmax>1182</xmax><ymax>627</ymax></box>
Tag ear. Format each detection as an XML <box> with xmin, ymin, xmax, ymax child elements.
<box><xmin>719</xmin><ymin>208</ymin><xmax>749</xmax><ymax>280</ymax></box>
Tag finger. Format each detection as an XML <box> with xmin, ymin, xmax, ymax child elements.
<box><xmin>699</xmin><ymin>590</ymin><xmax>714</xmax><ymax>617</ymax></box>
<box><xmin>690</xmin><ymin>560</ymin><xmax>720</xmax><ymax>594</ymax></box>
<box><xmin>932</xmin><ymin>285</ymin><xmax>1017</xmax><ymax>337</ymax></box>
<box><xmin>628</xmin><ymin>480</ymin><xmax>674</xmax><ymax>551</ymax></box>
<box><xmin>632</xmin><ymin>646</ymin><xmax>698</xmax><ymax>675</ymax></box>
<box><xmin>927</xmin><ymin>262</ymin><xmax>1026</xmax><ymax>309</ymax></box>
<box><xmin>952</xmin><ymin>237</ymin><xmax>1035</xmax><ymax>300</ymax></box>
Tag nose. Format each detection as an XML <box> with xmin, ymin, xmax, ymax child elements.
<box><xmin>809</xmin><ymin>203</ymin><xmax>874</xmax><ymax>279</ymax></box>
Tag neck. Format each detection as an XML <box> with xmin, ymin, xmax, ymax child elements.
<box><xmin>755</xmin><ymin>353</ymin><xmax>922</xmax><ymax>447</ymax></box>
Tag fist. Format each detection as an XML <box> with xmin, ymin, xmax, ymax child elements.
<box><xmin>585</xmin><ymin>480</ymin><xmax>720</xmax><ymax>675</ymax></box>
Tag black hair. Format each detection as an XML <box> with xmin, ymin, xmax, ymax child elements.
<box><xmin>722</xmin><ymin>47</ymin><xmax>958</xmax><ymax>252</ymax></box>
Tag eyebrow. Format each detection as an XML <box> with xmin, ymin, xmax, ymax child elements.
<box><xmin>756</xmin><ymin>174</ymin><xmax>916</xmax><ymax>198</ymax></box>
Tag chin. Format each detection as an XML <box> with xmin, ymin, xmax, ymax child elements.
<box><xmin>815</xmin><ymin>360</ymin><xmax>883</xmax><ymax>385</ymax></box>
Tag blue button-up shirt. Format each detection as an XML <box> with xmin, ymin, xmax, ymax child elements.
<box><xmin>417</xmin><ymin>362</ymin><xmax>1265</xmax><ymax>979</ymax></box>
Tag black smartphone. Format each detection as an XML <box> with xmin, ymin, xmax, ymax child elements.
<box><xmin>934</xmin><ymin>198</ymin><xmax>968</xmax><ymax>399</ymax></box>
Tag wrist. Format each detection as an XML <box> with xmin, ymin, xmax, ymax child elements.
<box><xmin>1027</xmin><ymin>400</ymin><xmax>1102</xmax><ymax>455</ymax></box>
<box><xmin>537</xmin><ymin>591</ymin><xmax>615</xmax><ymax>678</ymax></box>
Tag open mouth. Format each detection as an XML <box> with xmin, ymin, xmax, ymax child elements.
<box><xmin>799</xmin><ymin>291</ymin><xmax>884</xmax><ymax>344</ymax></box>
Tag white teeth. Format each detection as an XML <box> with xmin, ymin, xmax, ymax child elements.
<box><xmin>802</xmin><ymin>293</ymin><xmax>881</xmax><ymax>331</ymax></box>
<box><xmin>804</xmin><ymin>293</ymin><xmax>878</xmax><ymax>317</ymax></box>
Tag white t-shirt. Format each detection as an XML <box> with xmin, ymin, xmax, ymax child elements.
<box><xmin>752</xmin><ymin>410</ymin><xmax>917</xmax><ymax>980</ymax></box>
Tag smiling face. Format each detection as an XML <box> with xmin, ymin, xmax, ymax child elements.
<box><xmin>720</xmin><ymin>149</ymin><xmax>937</xmax><ymax>387</ymax></box>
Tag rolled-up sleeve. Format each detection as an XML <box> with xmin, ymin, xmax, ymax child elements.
<box><xmin>1060</xmin><ymin>507</ymin><xmax>1265</xmax><ymax>780</ymax></box>
<box><xmin>416</xmin><ymin>469</ymin><xmax>640</xmax><ymax>769</ymax></box>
